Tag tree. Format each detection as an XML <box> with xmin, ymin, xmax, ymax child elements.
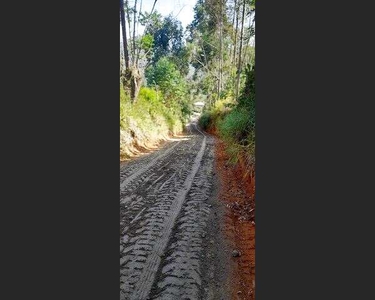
<box><xmin>146</xmin><ymin>58</ymin><xmax>185</xmax><ymax>99</ymax></box>
<box><xmin>145</xmin><ymin>57</ymin><xmax>191</xmax><ymax>117</ymax></box>
<box><xmin>146</xmin><ymin>15</ymin><xmax>184</xmax><ymax>63</ymax></box>
<box><xmin>132</xmin><ymin>0</ymin><xmax>138</xmax><ymax>61</ymax></box>
<box><xmin>187</xmin><ymin>0</ymin><xmax>231</xmax><ymax>106</ymax></box>
<box><xmin>120</xmin><ymin>0</ymin><xmax>129</xmax><ymax>70</ymax></box>
<box><xmin>235</xmin><ymin>0</ymin><xmax>246</xmax><ymax>101</ymax></box>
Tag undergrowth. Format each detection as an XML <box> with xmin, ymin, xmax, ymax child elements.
<box><xmin>120</xmin><ymin>86</ymin><xmax>184</xmax><ymax>158</ymax></box>
<box><xmin>199</xmin><ymin>65</ymin><xmax>255</xmax><ymax>169</ymax></box>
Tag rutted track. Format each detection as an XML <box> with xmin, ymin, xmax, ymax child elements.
<box><xmin>120</xmin><ymin>122</ymin><xmax>224</xmax><ymax>300</ymax></box>
<box><xmin>120</xmin><ymin>140</ymin><xmax>181</xmax><ymax>190</ymax></box>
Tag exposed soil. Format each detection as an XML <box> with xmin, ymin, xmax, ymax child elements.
<box><xmin>120</xmin><ymin>133</ymin><xmax>186</xmax><ymax>162</ymax></box>
<box><xmin>213</xmin><ymin>134</ymin><xmax>256</xmax><ymax>300</ymax></box>
<box><xmin>120</xmin><ymin>123</ymin><xmax>231</xmax><ymax>300</ymax></box>
<box><xmin>120</xmin><ymin>122</ymin><xmax>255</xmax><ymax>300</ymax></box>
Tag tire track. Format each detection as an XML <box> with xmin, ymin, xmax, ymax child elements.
<box><xmin>120</xmin><ymin>133</ymin><xmax>204</xmax><ymax>299</ymax></box>
<box><xmin>150</xmin><ymin>138</ymin><xmax>215</xmax><ymax>300</ymax></box>
<box><xmin>130</xmin><ymin>133</ymin><xmax>206</xmax><ymax>299</ymax></box>
<box><xmin>120</xmin><ymin>137</ymin><xmax>200</xmax><ymax>197</ymax></box>
<box><xmin>120</xmin><ymin>123</ymin><xmax>214</xmax><ymax>300</ymax></box>
<box><xmin>120</xmin><ymin>137</ymin><xmax>202</xmax><ymax>237</ymax></box>
<box><xmin>120</xmin><ymin>140</ymin><xmax>182</xmax><ymax>190</ymax></box>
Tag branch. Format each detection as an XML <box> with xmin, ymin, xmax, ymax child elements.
<box><xmin>136</xmin><ymin>0</ymin><xmax>158</xmax><ymax>66</ymax></box>
<box><xmin>193</xmin><ymin>57</ymin><xmax>220</xmax><ymax>80</ymax></box>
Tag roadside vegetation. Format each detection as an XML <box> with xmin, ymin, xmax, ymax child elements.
<box><xmin>199</xmin><ymin>64</ymin><xmax>255</xmax><ymax>172</ymax></box>
<box><xmin>192</xmin><ymin>0</ymin><xmax>255</xmax><ymax>174</ymax></box>
<box><xmin>120</xmin><ymin>0</ymin><xmax>255</xmax><ymax>171</ymax></box>
<box><xmin>119</xmin><ymin>3</ymin><xmax>194</xmax><ymax>159</ymax></box>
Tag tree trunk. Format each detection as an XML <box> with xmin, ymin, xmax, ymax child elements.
<box><xmin>132</xmin><ymin>0</ymin><xmax>138</xmax><ymax>64</ymax></box>
<box><xmin>124</xmin><ymin>0</ymin><xmax>133</xmax><ymax>63</ymax></box>
<box><xmin>235</xmin><ymin>0</ymin><xmax>246</xmax><ymax>101</ymax></box>
<box><xmin>137</xmin><ymin>0</ymin><xmax>143</xmax><ymax>50</ymax></box>
<box><xmin>229</xmin><ymin>0</ymin><xmax>237</xmax><ymax>63</ymax></box>
<box><xmin>120</xmin><ymin>0</ymin><xmax>129</xmax><ymax>70</ymax></box>
<box><xmin>244</xmin><ymin>11</ymin><xmax>254</xmax><ymax>68</ymax></box>
<box><xmin>218</xmin><ymin>0</ymin><xmax>223</xmax><ymax>103</ymax></box>
<box><xmin>120</xmin><ymin>0</ymin><xmax>137</xmax><ymax>101</ymax></box>
<box><xmin>233</xmin><ymin>0</ymin><xmax>239</xmax><ymax>65</ymax></box>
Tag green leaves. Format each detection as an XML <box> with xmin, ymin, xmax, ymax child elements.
<box><xmin>144</xmin><ymin>14</ymin><xmax>184</xmax><ymax>64</ymax></box>
<box><xmin>145</xmin><ymin>57</ymin><xmax>191</xmax><ymax>117</ymax></box>
<box><xmin>238</xmin><ymin>63</ymin><xmax>255</xmax><ymax>110</ymax></box>
<box><xmin>140</xmin><ymin>34</ymin><xmax>154</xmax><ymax>51</ymax></box>
<box><xmin>146</xmin><ymin>57</ymin><xmax>182</xmax><ymax>93</ymax></box>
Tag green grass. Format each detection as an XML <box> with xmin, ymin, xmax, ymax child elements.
<box><xmin>199</xmin><ymin>99</ymin><xmax>255</xmax><ymax>167</ymax></box>
<box><xmin>218</xmin><ymin>108</ymin><xmax>252</xmax><ymax>144</ymax></box>
<box><xmin>120</xmin><ymin>87</ymin><xmax>184</xmax><ymax>154</ymax></box>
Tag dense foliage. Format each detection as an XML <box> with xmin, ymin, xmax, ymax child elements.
<box><xmin>194</xmin><ymin>0</ymin><xmax>256</xmax><ymax>166</ymax></box>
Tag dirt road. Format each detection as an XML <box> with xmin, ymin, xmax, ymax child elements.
<box><xmin>120</xmin><ymin>122</ymin><xmax>231</xmax><ymax>300</ymax></box>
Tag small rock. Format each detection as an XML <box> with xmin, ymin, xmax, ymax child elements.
<box><xmin>232</xmin><ymin>250</ymin><xmax>241</xmax><ymax>257</ymax></box>
<box><xmin>237</xmin><ymin>291</ymin><xmax>242</xmax><ymax>294</ymax></box>
<box><xmin>201</xmin><ymin>233</ymin><xmax>206</xmax><ymax>238</ymax></box>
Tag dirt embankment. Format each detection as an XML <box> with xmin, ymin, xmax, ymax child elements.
<box><xmin>120</xmin><ymin>118</ymin><xmax>189</xmax><ymax>161</ymax></box>
<box><xmin>209</xmin><ymin>128</ymin><xmax>256</xmax><ymax>300</ymax></box>
<box><xmin>120</xmin><ymin>129</ymin><xmax>183</xmax><ymax>162</ymax></box>
<box><xmin>120</xmin><ymin>128</ymin><xmax>169</xmax><ymax>161</ymax></box>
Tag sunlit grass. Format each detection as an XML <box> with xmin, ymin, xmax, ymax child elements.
<box><xmin>120</xmin><ymin>87</ymin><xmax>187</xmax><ymax>159</ymax></box>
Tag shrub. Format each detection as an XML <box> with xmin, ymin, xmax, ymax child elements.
<box><xmin>218</xmin><ymin>108</ymin><xmax>252</xmax><ymax>144</ymax></box>
<box><xmin>199</xmin><ymin>112</ymin><xmax>211</xmax><ymax>130</ymax></box>
<box><xmin>120</xmin><ymin>86</ymin><xmax>184</xmax><ymax>148</ymax></box>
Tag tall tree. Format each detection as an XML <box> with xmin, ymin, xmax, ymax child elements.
<box><xmin>148</xmin><ymin>15</ymin><xmax>184</xmax><ymax>63</ymax></box>
<box><xmin>135</xmin><ymin>0</ymin><xmax>158</xmax><ymax>67</ymax></box>
<box><xmin>218</xmin><ymin>0</ymin><xmax>223</xmax><ymax>102</ymax></box>
<box><xmin>124</xmin><ymin>0</ymin><xmax>133</xmax><ymax>62</ymax></box>
<box><xmin>120</xmin><ymin>0</ymin><xmax>129</xmax><ymax>70</ymax></box>
<box><xmin>132</xmin><ymin>0</ymin><xmax>138</xmax><ymax>62</ymax></box>
<box><xmin>235</xmin><ymin>0</ymin><xmax>246</xmax><ymax>101</ymax></box>
<box><xmin>233</xmin><ymin>0</ymin><xmax>239</xmax><ymax>65</ymax></box>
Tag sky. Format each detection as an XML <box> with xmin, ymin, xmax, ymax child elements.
<box><xmin>140</xmin><ymin>0</ymin><xmax>197</xmax><ymax>29</ymax></box>
<box><xmin>121</xmin><ymin>0</ymin><xmax>197</xmax><ymax>39</ymax></box>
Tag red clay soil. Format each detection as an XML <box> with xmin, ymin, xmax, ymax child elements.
<box><xmin>212</xmin><ymin>130</ymin><xmax>255</xmax><ymax>300</ymax></box>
